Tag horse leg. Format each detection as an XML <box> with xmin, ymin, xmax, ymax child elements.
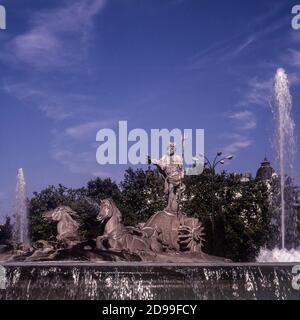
<box><xmin>96</xmin><ymin>236</ymin><xmax>107</xmax><ymax>250</ymax></box>
<box><xmin>130</xmin><ymin>237</ymin><xmax>149</xmax><ymax>253</ymax></box>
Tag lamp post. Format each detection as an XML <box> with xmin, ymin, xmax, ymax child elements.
<box><xmin>199</xmin><ymin>152</ymin><xmax>234</xmax><ymax>255</ymax></box>
<box><xmin>200</xmin><ymin>152</ymin><xmax>234</xmax><ymax>175</ymax></box>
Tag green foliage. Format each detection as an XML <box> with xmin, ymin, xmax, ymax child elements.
<box><xmin>0</xmin><ymin>217</ymin><xmax>12</xmax><ymax>244</ymax></box>
<box><xmin>28</xmin><ymin>167</ymin><xmax>280</xmax><ymax>261</ymax></box>
<box><xmin>221</xmin><ymin>178</ymin><xmax>275</xmax><ymax>261</ymax></box>
<box><xmin>83</xmin><ymin>177</ymin><xmax>121</xmax><ymax>238</ymax></box>
<box><xmin>268</xmin><ymin>176</ymin><xmax>300</xmax><ymax>249</ymax></box>
<box><xmin>29</xmin><ymin>185</ymin><xmax>63</xmax><ymax>242</ymax></box>
<box><xmin>29</xmin><ymin>180</ymin><xmax>121</xmax><ymax>242</ymax></box>
<box><xmin>184</xmin><ymin>171</ymin><xmax>275</xmax><ymax>262</ymax></box>
<box><xmin>119</xmin><ymin>168</ymin><xmax>166</xmax><ymax>225</ymax></box>
<box><xmin>86</xmin><ymin>178</ymin><xmax>120</xmax><ymax>203</ymax></box>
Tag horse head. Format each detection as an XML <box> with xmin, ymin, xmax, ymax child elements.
<box><xmin>43</xmin><ymin>206</ymin><xmax>78</xmax><ymax>222</ymax></box>
<box><xmin>96</xmin><ymin>198</ymin><xmax>122</xmax><ymax>224</ymax></box>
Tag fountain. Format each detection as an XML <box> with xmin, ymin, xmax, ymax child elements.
<box><xmin>257</xmin><ymin>68</ymin><xmax>300</xmax><ymax>262</ymax></box>
<box><xmin>273</xmin><ymin>68</ymin><xmax>296</xmax><ymax>249</ymax></box>
<box><xmin>0</xmin><ymin>147</ymin><xmax>299</xmax><ymax>300</ymax></box>
<box><xmin>0</xmin><ymin>112</ymin><xmax>300</xmax><ymax>299</ymax></box>
<box><xmin>12</xmin><ymin>169</ymin><xmax>30</xmax><ymax>247</ymax></box>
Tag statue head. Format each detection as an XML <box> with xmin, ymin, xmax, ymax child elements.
<box><xmin>167</xmin><ymin>143</ymin><xmax>176</xmax><ymax>156</ymax></box>
<box><xmin>43</xmin><ymin>206</ymin><xmax>78</xmax><ymax>221</ymax></box>
<box><xmin>97</xmin><ymin>198</ymin><xmax>122</xmax><ymax>223</ymax></box>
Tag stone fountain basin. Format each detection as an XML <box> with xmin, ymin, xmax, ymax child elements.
<box><xmin>0</xmin><ymin>261</ymin><xmax>299</xmax><ymax>300</ymax></box>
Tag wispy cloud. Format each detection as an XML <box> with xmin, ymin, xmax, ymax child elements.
<box><xmin>228</xmin><ymin>36</ymin><xmax>255</xmax><ymax>58</ymax></box>
<box><xmin>0</xmin><ymin>0</ymin><xmax>117</xmax><ymax>179</ymax></box>
<box><xmin>51</xmin><ymin>128</ymin><xmax>97</xmax><ymax>175</ymax></box>
<box><xmin>65</xmin><ymin>120</ymin><xmax>116</xmax><ymax>140</ymax></box>
<box><xmin>222</xmin><ymin>134</ymin><xmax>253</xmax><ymax>155</ymax></box>
<box><xmin>51</xmin><ymin>118</ymin><xmax>117</xmax><ymax>175</ymax></box>
<box><xmin>287</xmin><ymin>49</ymin><xmax>300</xmax><ymax>67</ymax></box>
<box><xmin>224</xmin><ymin>84</ymin><xmax>266</xmax><ymax>156</ymax></box>
<box><xmin>1</xmin><ymin>0</ymin><xmax>106</xmax><ymax>71</ymax></box>
<box><xmin>239</xmin><ymin>77</ymin><xmax>272</xmax><ymax>108</ymax></box>
<box><xmin>1</xmin><ymin>0</ymin><xmax>108</xmax><ymax>120</ymax></box>
<box><xmin>239</xmin><ymin>68</ymin><xmax>300</xmax><ymax>109</ymax></box>
<box><xmin>221</xmin><ymin>110</ymin><xmax>255</xmax><ymax>157</ymax></box>
<box><xmin>2</xmin><ymin>80</ymin><xmax>99</xmax><ymax>120</ymax></box>
<box><xmin>52</xmin><ymin>147</ymin><xmax>96</xmax><ymax>174</ymax></box>
<box><xmin>189</xmin><ymin>11</ymin><xmax>288</xmax><ymax>70</ymax></box>
<box><xmin>228</xmin><ymin>110</ymin><xmax>257</xmax><ymax>130</ymax></box>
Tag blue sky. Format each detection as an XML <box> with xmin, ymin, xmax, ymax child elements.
<box><xmin>0</xmin><ymin>0</ymin><xmax>300</xmax><ymax>220</ymax></box>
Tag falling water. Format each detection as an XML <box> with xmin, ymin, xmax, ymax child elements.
<box><xmin>257</xmin><ymin>68</ymin><xmax>299</xmax><ymax>262</ymax></box>
<box><xmin>1</xmin><ymin>264</ymin><xmax>299</xmax><ymax>300</ymax></box>
<box><xmin>12</xmin><ymin>168</ymin><xmax>30</xmax><ymax>246</ymax></box>
<box><xmin>273</xmin><ymin>68</ymin><xmax>295</xmax><ymax>249</ymax></box>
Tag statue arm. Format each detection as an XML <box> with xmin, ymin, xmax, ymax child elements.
<box><xmin>147</xmin><ymin>156</ymin><xmax>165</xmax><ymax>171</ymax></box>
<box><xmin>180</xmin><ymin>164</ymin><xmax>185</xmax><ymax>178</ymax></box>
<box><xmin>177</xmin><ymin>156</ymin><xmax>185</xmax><ymax>178</ymax></box>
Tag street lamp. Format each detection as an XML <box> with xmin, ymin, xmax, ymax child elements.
<box><xmin>198</xmin><ymin>152</ymin><xmax>234</xmax><ymax>213</ymax></box>
<box><xmin>199</xmin><ymin>152</ymin><xmax>234</xmax><ymax>174</ymax></box>
<box><xmin>198</xmin><ymin>152</ymin><xmax>234</xmax><ymax>255</ymax></box>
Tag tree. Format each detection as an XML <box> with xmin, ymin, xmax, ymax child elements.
<box><xmin>119</xmin><ymin>168</ymin><xmax>166</xmax><ymax>225</ymax></box>
<box><xmin>28</xmin><ymin>168</ymin><xmax>277</xmax><ymax>262</ymax></box>
<box><xmin>184</xmin><ymin>171</ymin><xmax>275</xmax><ymax>261</ymax></box>
<box><xmin>221</xmin><ymin>177</ymin><xmax>275</xmax><ymax>261</ymax></box>
<box><xmin>29</xmin><ymin>185</ymin><xmax>63</xmax><ymax>242</ymax></box>
<box><xmin>268</xmin><ymin>176</ymin><xmax>300</xmax><ymax>249</ymax></box>
<box><xmin>0</xmin><ymin>217</ymin><xmax>12</xmax><ymax>244</ymax></box>
<box><xmin>29</xmin><ymin>179</ymin><xmax>122</xmax><ymax>242</ymax></box>
<box><xmin>86</xmin><ymin>178</ymin><xmax>120</xmax><ymax>203</ymax></box>
<box><xmin>83</xmin><ymin>177</ymin><xmax>121</xmax><ymax>239</ymax></box>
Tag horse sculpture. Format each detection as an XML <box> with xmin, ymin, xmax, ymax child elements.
<box><xmin>43</xmin><ymin>206</ymin><xmax>80</xmax><ymax>247</ymax></box>
<box><xmin>96</xmin><ymin>198</ymin><xmax>205</xmax><ymax>255</ymax></box>
<box><xmin>141</xmin><ymin>210</ymin><xmax>205</xmax><ymax>252</ymax></box>
<box><xmin>96</xmin><ymin>199</ymin><xmax>163</xmax><ymax>253</ymax></box>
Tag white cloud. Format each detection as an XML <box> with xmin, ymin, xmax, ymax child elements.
<box><xmin>0</xmin><ymin>1</ymin><xmax>119</xmax><ymax>179</ymax></box>
<box><xmin>229</xmin><ymin>36</ymin><xmax>255</xmax><ymax>57</ymax></box>
<box><xmin>52</xmin><ymin>147</ymin><xmax>96</xmax><ymax>174</ymax></box>
<box><xmin>223</xmin><ymin>134</ymin><xmax>253</xmax><ymax>155</ymax></box>
<box><xmin>188</xmin><ymin>13</ymin><xmax>288</xmax><ymax>70</ymax></box>
<box><xmin>221</xmin><ymin>110</ymin><xmax>256</xmax><ymax>157</ymax></box>
<box><xmin>1</xmin><ymin>0</ymin><xmax>106</xmax><ymax>70</ymax></box>
<box><xmin>239</xmin><ymin>77</ymin><xmax>272</xmax><ymax>108</ymax></box>
<box><xmin>65</xmin><ymin>120</ymin><xmax>116</xmax><ymax>140</ymax></box>
<box><xmin>291</xmin><ymin>28</ymin><xmax>300</xmax><ymax>43</ymax></box>
<box><xmin>50</xmin><ymin>118</ymin><xmax>116</xmax><ymax>175</ymax></box>
<box><xmin>287</xmin><ymin>49</ymin><xmax>300</xmax><ymax>68</ymax></box>
<box><xmin>51</xmin><ymin>127</ymin><xmax>97</xmax><ymax>174</ymax></box>
<box><xmin>2</xmin><ymin>80</ymin><xmax>99</xmax><ymax>121</ymax></box>
<box><xmin>240</xmin><ymin>68</ymin><xmax>300</xmax><ymax>109</ymax></box>
<box><xmin>2</xmin><ymin>0</ymin><xmax>108</xmax><ymax>120</ymax></box>
<box><xmin>228</xmin><ymin>110</ymin><xmax>257</xmax><ymax>130</ymax></box>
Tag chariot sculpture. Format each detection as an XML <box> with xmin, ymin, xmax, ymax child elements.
<box><xmin>5</xmin><ymin>144</ymin><xmax>228</xmax><ymax>263</ymax></box>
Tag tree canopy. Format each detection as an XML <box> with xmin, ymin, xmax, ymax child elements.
<box><xmin>3</xmin><ymin>167</ymin><xmax>297</xmax><ymax>262</ymax></box>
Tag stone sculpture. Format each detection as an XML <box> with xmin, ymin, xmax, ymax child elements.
<box><xmin>42</xmin><ymin>206</ymin><xmax>80</xmax><ymax>247</ymax></box>
<box><xmin>1</xmin><ymin>145</ymin><xmax>230</xmax><ymax>263</ymax></box>
<box><xmin>95</xmin><ymin>198</ymin><xmax>205</xmax><ymax>256</ymax></box>
<box><xmin>149</xmin><ymin>143</ymin><xmax>185</xmax><ymax>213</ymax></box>
<box><xmin>95</xmin><ymin>198</ymin><xmax>163</xmax><ymax>253</ymax></box>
